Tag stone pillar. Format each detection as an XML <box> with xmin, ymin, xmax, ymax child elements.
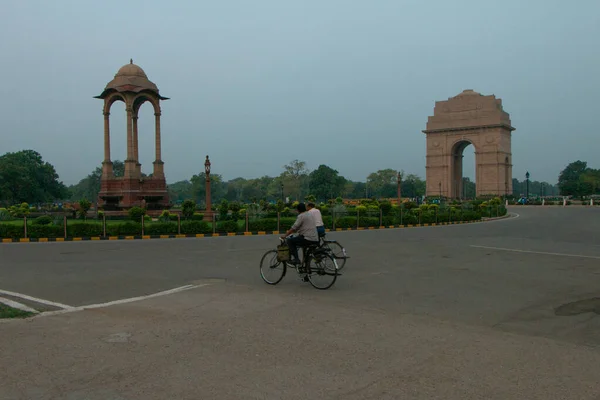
<box><xmin>133</xmin><ymin>115</ymin><xmax>141</xmax><ymax>176</ymax></box>
<box><xmin>102</xmin><ymin>111</ymin><xmax>113</xmax><ymax>176</ymax></box>
<box><xmin>124</xmin><ymin>106</ymin><xmax>136</xmax><ymax>178</ymax></box>
<box><xmin>153</xmin><ymin>112</ymin><xmax>164</xmax><ymax>177</ymax></box>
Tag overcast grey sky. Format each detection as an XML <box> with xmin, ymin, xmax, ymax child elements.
<box><xmin>1</xmin><ymin>0</ymin><xmax>598</xmax><ymax>185</ymax></box>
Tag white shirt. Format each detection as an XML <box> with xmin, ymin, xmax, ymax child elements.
<box><xmin>308</xmin><ymin>208</ymin><xmax>324</xmax><ymax>227</ymax></box>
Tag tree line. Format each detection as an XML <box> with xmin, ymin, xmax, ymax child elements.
<box><xmin>1</xmin><ymin>149</ymin><xmax>586</xmax><ymax>207</ymax></box>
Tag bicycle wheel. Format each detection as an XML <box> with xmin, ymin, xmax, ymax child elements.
<box><xmin>260</xmin><ymin>250</ymin><xmax>286</xmax><ymax>285</ymax></box>
<box><xmin>306</xmin><ymin>252</ymin><xmax>338</xmax><ymax>290</ymax></box>
<box><xmin>323</xmin><ymin>240</ymin><xmax>348</xmax><ymax>270</ymax></box>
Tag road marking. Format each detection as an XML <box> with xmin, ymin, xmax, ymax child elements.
<box><xmin>470</xmin><ymin>245</ymin><xmax>600</xmax><ymax>260</ymax></box>
<box><xmin>32</xmin><ymin>284</ymin><xmax>207</xmax><ymax>318</ymax></box>
<box><xmin>0</xmin><ymin>297</ymin><xmax>39</xmax><ymax>313</ymax></box>
<box><xmin>0</xmin><ymin>289</ymin><xmax>74</xmax><ymax>310</ymax></box>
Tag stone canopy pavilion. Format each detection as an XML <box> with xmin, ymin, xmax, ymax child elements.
<box><xmin>94</xmin><ymin>60</ymin><xmax>170</xmax><ymax>210</ymax></box>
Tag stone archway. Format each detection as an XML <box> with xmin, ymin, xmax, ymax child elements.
<box><xmin>94</xmin><ymin>60</ymin><xmax>170</xmax><ymax>210</ymax></box>
<box><xmin>423</xmin><ymin>90</ymin><xmax>515</xmax><ymax>198</ymax></box>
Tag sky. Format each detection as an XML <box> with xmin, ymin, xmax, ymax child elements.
<box><xmin>1</xmin><ymin>0</ymin><xmax>599</xmax><ymax>186</ymax></box>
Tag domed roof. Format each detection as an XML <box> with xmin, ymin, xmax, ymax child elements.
<box><xmin>95</xmin><ymin>59</ymin><xmax>168</xmax><ymax>100</ymax></box>
<box><xmin>115</xmin><ymin>60</ymin><xmax>148</xmax><ymax>78</ymax></box>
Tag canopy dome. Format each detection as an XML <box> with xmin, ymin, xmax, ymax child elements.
<box><xmin>95</xmin><ymin>59</ymin><xmax>168</xmax><ymax>100</ymax></box>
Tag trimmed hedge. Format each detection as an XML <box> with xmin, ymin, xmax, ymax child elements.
<box><xmin>0</xmin><ymin>205</ymin><xmax>500</xmax><ymax>239</ymax></box>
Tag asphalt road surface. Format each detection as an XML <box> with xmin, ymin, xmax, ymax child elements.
<box><xmin>1</xmin><ymin>206</ymin><xmax>600</xmax><ymax>399</ymax></box>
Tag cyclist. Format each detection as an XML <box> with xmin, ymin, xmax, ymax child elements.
<box><xmin>306</xmin><ymin>202</ymin><xmax>325</xmax><ymax>237</ymax></box>
<box><xmin>281</xmin><ymin>202</ymin><xmax>318</xmax><ymax>265</ymax></box>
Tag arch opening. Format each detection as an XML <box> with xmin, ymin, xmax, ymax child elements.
<box><xmin>136</xmin><ymin>101</ymin><xmax>156</xmax><ymax>177</ymax></box>
<box><xmin>107</xmin><ymin>99</ymin><xmax>127</xmax><ymax>173</ymax></box>
<box><xmin>451</xmin><ymin>140</ymin><xmax>476</xmax><ymax>200</ymax></box>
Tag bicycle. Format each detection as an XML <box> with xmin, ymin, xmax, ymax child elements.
<box><xmin>317</xmin><ymin>231</ymin><xmax>349</xmax><ymax>271</ymax></box>
<box><xmin>260</xmin><ymin>237</ymin><xmax>339</xmax><ymax>290</ymax></box>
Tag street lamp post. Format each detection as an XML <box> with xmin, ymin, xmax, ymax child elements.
<box><xmin>203</xmin><ymin>155</ymin><xmax>213</xmax><ymax>221</ymax></box>
<box><xmin>280</xmin><ymin>183</ymin><xmax>284</xmax><ymax>203</ymax></box>
<box><xmin>439</xmin><ymin>182</ymin><xmax>442</xmax><ymax>199</ymax></box>
<box><xmin>397</xmin><ymin>171</ymin><xmax>401</xmax><ymax>204</ymax></box>
<box><xmin>525</xmin><ymin>171</ymin><xmax>530</xmax><ymax>199</ymax></box>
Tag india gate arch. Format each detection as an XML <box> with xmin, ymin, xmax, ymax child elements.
<box><xmin>422</xmin><ymin>89</ymin><xmax>515</xmax><ymax>199</ymax></box>
<box><xmin>94</xmin><ymin>60</ymin><xmax>170</xmax><ymax>210</ymax></box>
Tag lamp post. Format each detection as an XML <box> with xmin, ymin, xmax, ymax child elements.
<box><xmin>280</xmin><ymin>182</ymin><xmax>284</xmax><ymax>203</ymax></box>
<box><xmin>525</xmin><ymin>171</ymin><xmax>530</xmax><ymax>199</ymax></box>
<box><xmin>397</xmin><ymin>171</ymin><xmax>401</xmax><ymax>204</ymax></box>
<box><xmin>203</xmin><ymin>155</ymin><xmax>212</xmax><ymax>221</ymax></box>
<box><xmin>439</xmin><ymin>182</ymin><xmax>442</xmax><ymax>199</ymax></box>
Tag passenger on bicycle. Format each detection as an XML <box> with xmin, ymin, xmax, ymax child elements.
<box><xmin>306</xmin><ymin>202</ymin><xmax>325</xmax><ymax>237</ymax></box>
<box><xmin>281</xmin><ymin>202</ymin><xmax>318</xmax><ymax>265</ymax></box>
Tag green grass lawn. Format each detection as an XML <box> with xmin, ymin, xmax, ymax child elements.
<box><xmin>0</xmin><ymin>303</ymin><xmax>35</xmax><ymax>319</ymax></box>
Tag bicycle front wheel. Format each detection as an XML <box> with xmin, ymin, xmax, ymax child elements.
<box><xmin>307</xmin><ymin>253</ymin><xmax>338</xmax><ymax>290</ymax></box>
<box><xmin>260</xmin><ymin>250</ymin><xmax>286</xmax><ymax>285</ymax></box>
<box><xmin>323</xmin><ymin>240</ymin><xmax>348</xmax><ymax>270</ymax></box>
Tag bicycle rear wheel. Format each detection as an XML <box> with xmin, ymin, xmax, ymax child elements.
<box><xmin>260</xmin><ymin>250</ymin><xmax>286</xmax><ymax>285</ymax></box>
<box><xmin>307</xmin><ymin>253</ymin><xmax>338</xmax><ymax>290</ymax></box>
<box><xmin>323</xmin><ymin>240</ymin><xmax>348</xmax><ymax>270</ymax></box>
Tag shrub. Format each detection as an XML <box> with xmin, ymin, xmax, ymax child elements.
<box><xmin>218</xmin><ymin>200</ymin><xmax>229</xmax><ymax>219</ymax></box>
<box><xmin>180</xmin><ymin>220</ymin><xmax>212</xmax><ymax>234</ymax></box>
<box><xmin>106</xmin><ymin>222</ymin><xmax>142</xmax><ymax>236</ymax></box>
<box><xmin>181</xmin><ymin>199</ymin><xmax>196</xmax><ymax>219</ymax></box>
<box><xmin>379</xmin><ymin>201</ymin><xmax>393</xmax><ymax>215</ymax></box>
<box><xmin>356</xmin><ymin>205</ymin><xmax>367</xmax><ymax>214</ymax></box>
<box><xmin>67</xmin><ymin>222</ymin><xmax>103</xmax><ymax>237</ymax></box>
<box><xmin>358</xmin><ymin>216</ymin><xmax>379</xmax><ymax>227</ymax></box>
<box><xmin>27</xmin><ymin>224</ymin><xmax>64</xmax><ymax>238</ymax></box>
<box><xmin>334</xmin><ymin>216</ymin><xmax>357</xmax><ymax>228</ymax></box>
<box><xmin>128</xmin><ymin>206</ymin><xmax>146</xmax><ymax>221</ymax></box>
<box><xmin>192</xmin><ymin>212</ymin><xmax>204</xmax><ymax>221</ymax></box>
<box><xmin>0</xmin><ymin>208</ymin><xmax>11</xmax><ymax>221</ymax></box>
<box><xmin>217</xmin><ymin>220</ymin><xmax>238</xmax><ymax>233</ymax></box>
<box><xmin>32</xmin><ymin>215</ymin><xmax>53</xmax><ymax>226</ymax></box>
<box><xmin>159</xmin><ymin>210</ymin><xmax>171</xmax><ymax>222</ymax></box>
<box><xmin>403</xmin><ymin>201</ymin><xmax>417</xmax><ymax>210</ymax></box>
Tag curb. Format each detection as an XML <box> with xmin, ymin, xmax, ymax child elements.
<box><xmin>0</xmin><ymin>216</ymin><xmax>506</xmax><ymax>243</ymax></box>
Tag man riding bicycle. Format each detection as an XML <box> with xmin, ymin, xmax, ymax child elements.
<box><xmin>281</xmin><ymin>202</ymin><xmax>318</xmax><ymax>265</ymax></box>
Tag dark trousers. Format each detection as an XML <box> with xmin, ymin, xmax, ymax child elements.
<box><xmin>286</xmin><ymin>235</ymin><xmax>318</xmax><ymax>261</ymax></box>
<box><xmin>316</xmin><ymin>225</ymin><xmax>325</xmax><ymax>237</ymax></box>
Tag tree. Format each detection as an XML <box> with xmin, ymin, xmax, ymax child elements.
<box><xmin>558</xmin><ymin>161</ymin><xmax>593</xmax><ymax>197</ymax></box>
<box><xmin>280</xmin><ymin>160</ymin><xmax>309</xmax><ymax>201</ymax></box>
<box><xmin>168</xmin><ymin>180</ymin><xmax>193</xmax><ymax>203</ymax></box>
<box><xmin>400</xmin><ymin>174</ymin><xmax>426</xmax><ymax>199</ymax></box>
<box><xmin>78</xmin><ymin>199</ymin><xmax>92</xmax><ymax>219</ymax></box>
<box><xmin>366</xmin><ymin>169</ymin><xmax>398</xmax><ymax>198</ymax></box>
<box><xmin>190</xmin><ymin>172</ymin><xmax>225</xmax><ymax>207</ymax></box>
<box><xmin>0</xmin><ymin>150</ymin><xmax>68</xmax><ymax>206</ymax></box>
<box><xmin>308</xmin><ymin>165</ymin><xmax>346</xmax><ymax>201</ymax></box>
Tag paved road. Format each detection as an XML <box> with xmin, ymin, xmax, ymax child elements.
<box><xmin>1</xmin><ymin>206</ymin><xmax>600</xmax><ymax>399</ymax></box>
